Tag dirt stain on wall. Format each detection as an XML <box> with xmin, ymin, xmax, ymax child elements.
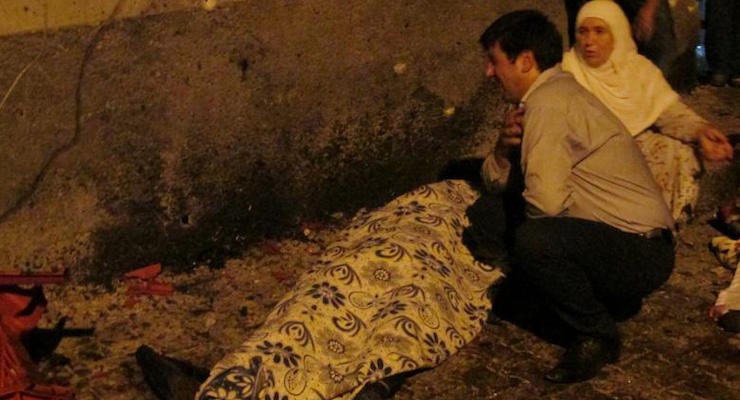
<box><xmin>0</xmin><ymin>1</ymin><xmax>561</xmax><ymax>282</ymax></box>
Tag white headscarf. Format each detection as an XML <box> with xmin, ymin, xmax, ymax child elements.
<box><xmin>561</xmin><ymin>0</ymin><xmax>678</xmax><ymax>136</ymax></box>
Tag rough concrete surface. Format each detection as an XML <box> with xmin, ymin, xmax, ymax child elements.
<box><xmin>0</xmin><ymin>0</ymin><xmax>566</xmax><ymax>281</ymax></box>
<box><xmin>0</xmin><ymin>0</ymin><xmax>242</xmax><ymax>36</ymax></box>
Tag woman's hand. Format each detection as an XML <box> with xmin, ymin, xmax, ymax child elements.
<box><xmin>699</xmin><ymin>125</ymin><xmax>734</xmax><ymax>161</ymax></box>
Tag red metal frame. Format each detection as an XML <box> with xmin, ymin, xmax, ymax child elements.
<box><xmin>0</xmin><ymin>271</ymin><xmax>75</xmax><ymax>400</ymax></box>
<box><xmin>0</xmin><ymin>274</ymin><xmax>65</xmax><ymax>286</ymax></box>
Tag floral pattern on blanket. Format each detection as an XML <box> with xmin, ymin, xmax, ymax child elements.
<box><xmin>198</xmin><ymin>180</ymin><xmax>504</xmax><ymax>400</ymax></box>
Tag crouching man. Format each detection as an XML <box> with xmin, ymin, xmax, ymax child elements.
<box><xmin>477</xmin><ymin>10</ymin><xmax>675</xmax><ymax>383</ymax></box>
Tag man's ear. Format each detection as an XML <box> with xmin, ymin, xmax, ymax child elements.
<box><xmin>518</xmin><ymin>50</ymin><xmax>537</xmax><ymax>73</ymax></box>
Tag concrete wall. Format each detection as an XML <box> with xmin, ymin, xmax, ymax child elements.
<box><xmin>0</xmin><ymin>0</ymin><xmax>236</xmax><ymax>36</ymax></box>
<box><xmin>0</xmin><ymin>1</ymin><xmax>567</xmax><ymax>281</ymax></box>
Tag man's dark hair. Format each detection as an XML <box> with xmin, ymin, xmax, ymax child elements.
<box><xmin>479</xmin><ymin>10</ymin><xmax>563</xmax><ymax>71</ymax></box>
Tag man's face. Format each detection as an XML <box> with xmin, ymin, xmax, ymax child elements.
<box><xmin>485</xmin><ymin>42</ymin><xmax>526</xmax><ymax>103</ymax></box>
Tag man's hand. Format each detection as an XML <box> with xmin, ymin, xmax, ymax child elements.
<box><xmin>495</xmin><ymin>106</ymin><xmax>525</xmax><ymax>165</ymax></box>
<box><xmin>699</xmin><ymin>125</ymin><xmax>734</xmax><ymax>161</ymax></box>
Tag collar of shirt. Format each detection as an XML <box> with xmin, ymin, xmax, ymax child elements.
<box><xmin>519</xmin><ymin>64</ymin><xmax>562</xmax><ymax>106</ymax></box>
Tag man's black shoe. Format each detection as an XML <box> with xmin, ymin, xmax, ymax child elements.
<box><xmin>544</xmin><ymin>336</ymin><xmax>620</xmax><ymax>384</ymax></box>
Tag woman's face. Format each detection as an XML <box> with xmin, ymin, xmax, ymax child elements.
<box><xmin>576</xmin><ymin>17</ymin><xmax>614</xmax><ymax>68</ymax></box>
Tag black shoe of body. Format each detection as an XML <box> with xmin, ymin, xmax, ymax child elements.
<box><xmin>135</xmin><ymin>345</ymin><xmax>210</xmax><ymax>400</ymax></box>
<box><xmin>354</xmin><ymin>383</ymin><xmax>391</xmax><ymax>400</ymax></box>
<box><xmin>354</xmin><ymin>372</ymin><xmax>412</xmax><ymax>400</ymax></box>
<box><xmin>544</xmin><ymin>336</ymin><xmax>620</xmax><ymax>384</ymax></box>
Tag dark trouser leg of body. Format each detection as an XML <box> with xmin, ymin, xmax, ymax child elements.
<box><xmin>502</xmin><ymin>155</ymin><xmax>526</xmax><ymax>248</ymax></box>
<box><xmin>464</xmin><ymin>155</ymin><xmax>526</xmax><ymax>263</ymax></box>
<box><xmin>464</xmin><ymin>194</ymin><xmax>507</xmax><ymax>263</ymax></box>
<box><xmin>513</xmin><ymin>217</ymin><xmax>674</xmax><ymax>340</ymax></box>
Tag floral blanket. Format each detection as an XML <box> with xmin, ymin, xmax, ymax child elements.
<box><xmin>198</xmin><ymin>180</ymin><xmax>504</xmax><ymax>400</ymax></box>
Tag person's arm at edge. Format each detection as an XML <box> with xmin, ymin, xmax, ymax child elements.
<box><xmin>655</xmin><ymin>100</ymin><xmax>733</xmax><ymax>161</ymax></box>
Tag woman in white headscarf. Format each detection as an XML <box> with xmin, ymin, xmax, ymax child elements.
<box><xmin>561</xmin><ymin>0</ymin><xmax>733</xmax><ymax>223</ymax></box>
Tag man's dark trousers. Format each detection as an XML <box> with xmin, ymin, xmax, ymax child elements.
<box><xmin>511</xmin><ymin>217</ymin><xmax>675</xmax><ymax>340</ymax></box>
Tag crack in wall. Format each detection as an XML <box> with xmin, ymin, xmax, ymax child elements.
<box><xmin>0</xmin><ymin>0</ymin><xmax>126</xmax><ymax>226</ymax></box>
